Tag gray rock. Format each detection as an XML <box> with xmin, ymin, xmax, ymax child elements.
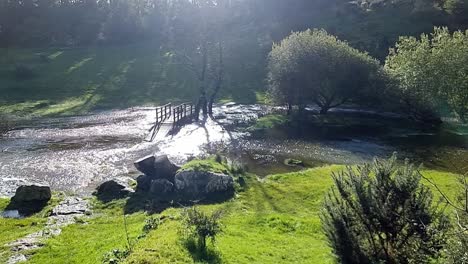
<box><xmin>95</xmin><ymin>177</ymin><xmax>134</xmax><ymax>202</ymax></box>
<box><xmin>153</xmin><ymin>155</ymin><xmax>180</xmax><ymax>182</ymax></box>
<box><xmin>8</xmin><ymin>184</ymin><xmax>51</xmax><ymax>215</ymax></box>
<box><xmin>136</xmin><ymin>174</ymin><xmax>151</xmax><ymax>192</ymax></box>
<box><xmin>149</xmin><ymin>179</ymin><xmax>175</xmax><ymax>201</ymax></box>
<box><xmin>11</xmin><ymin>184</ymin><xmax>51</xmax><ymax>203</ymax></box>
<box><xmin>7</xmin><ymin>254</ymin><xmax>27</xmax><ymax>264</ymax></box>
<box><xmin>134</xmin><ymin>155</ymin><xmax>180</xmax><ymax>182</ymax></box>
<box><xmin>134</xmin><ymin>155</ymin><xmax>156</xmax><ymax>176</ymax></box>
<box><xmin>175</xmin><ymin>171</ymin><xmax>234</xmax><ymax>201</ymax></box>
<box><xmin>51</xmin><ymin>197</ymin><xmax>89</xmax><ymax>216</ymax></box>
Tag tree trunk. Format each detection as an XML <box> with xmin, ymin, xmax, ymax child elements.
<box><xmin>287</xmin><ymin>103</ymin><xmax>292</xmax><ymax>115</ymax></box>
<box><xmin>208</xmin><ymin>42</ymin><xmax>224</xmax><ymax>116</ymax></box>
<box><xmin>195</xmin><ymin>41</ymin><xmax>209</xmax><ymax>121</ymax></box>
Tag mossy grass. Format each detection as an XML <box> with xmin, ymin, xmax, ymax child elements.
<box><xmin>179</xmin><ymin>156</ymin><xmax>231</xmax><ymax>175</ymax></box>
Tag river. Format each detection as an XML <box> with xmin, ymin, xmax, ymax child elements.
<box><xmin>1</xmin><ymin>104</ymin><xmax>467</xmax><ymax>197</ymax></box>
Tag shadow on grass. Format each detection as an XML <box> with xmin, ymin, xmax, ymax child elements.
<box><xmin>183</xmin><ymin>237</ymin><xmax>223</xmax><ymax>264</ymax></box>
<box><xmin>5</xmin><ymin>199</ymin><xmax>48</xmax><ymax>217</ymax></box>
<box><xmin>123</xmin><ymin>191</ymin><xmax>235</xmax><ymax>215</ymax></box>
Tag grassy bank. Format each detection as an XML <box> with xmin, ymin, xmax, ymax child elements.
<box><xmin>0</xmin><ymin>44</ymin><xmax>263</xmax><ymax>117</ymax></box>
<box><xmin>0</xmin><ymin>165</ymin><xmax>461</xmax><ymax>264</ymax></box>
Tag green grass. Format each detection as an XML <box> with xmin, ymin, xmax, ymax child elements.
<box><xmin>27</xmin><ymin>199</ymin><xmax>146</xmax><ymax>264</ymax></box>
<box><xmin>179</xmin><ymin>157</ymin><xmax>231</xmax><ymax>175</ymax></box>
<box><xmin>0</xmin><ymin>44</ymin><xmax>263</xmax><ymax>117</ymax></box>
<box><xmin>248</xmin><ymin>114</ymin><xmax>289</xmax><ymax>131</ymax></box>
<box><xmin>0</xmin><ymin>166</ymin><xmax>462</xmax><ymax>263</ymax></box>
<box><xmin>0</xmin><ymin>197</ymin><xmax>62</xmax><ymax>263</ymax></box>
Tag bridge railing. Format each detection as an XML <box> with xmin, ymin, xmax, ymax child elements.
<box><xmin>155</xmin><ymin>103</ymin><xmax>172</xmax><ymax>124</ymax></box>
<box><xmin>173</xmin><ymin>102</ymin><xmax>194</xmax><ymax>126</ymax></box>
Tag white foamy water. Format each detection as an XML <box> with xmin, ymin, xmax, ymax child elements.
<box><xmin>0</xmin><ymin>107</ymin><xmax>234</xmax><ymax>197</ymax></box>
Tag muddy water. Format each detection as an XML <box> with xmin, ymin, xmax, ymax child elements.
<box><xmin>1</xmin><ymin>104</ymin><xmax>467</xmax><ymax>197</ymax></box>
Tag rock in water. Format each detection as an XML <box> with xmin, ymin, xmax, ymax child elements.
<box><xmin>134</xmin><ymin>155</ymin><xmax>156</xmax><ymax>176</ymax></box>
<box><xmin>175</xmin><ymin>171</ymin><xmax>234</xmax><ymax>201</ymax></box>
<box><xmin>7</xmin><ymin>184</ymin><xmax>51</xmax><ymax>215</ymax></box>
<box><xmin>95</xmin><ymin>177</ymin><xmax>135</xmax><ymax>202</ymax></box>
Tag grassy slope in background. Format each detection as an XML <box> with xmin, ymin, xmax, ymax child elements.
<box><xmin>0</xmin><ymin>44</ymin><xmax>264</xmax><ymax>117</ymax></box>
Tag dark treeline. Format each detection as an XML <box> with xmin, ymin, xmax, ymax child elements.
<box><xmin>1</xmin><ymin>0</ymin><xmax>467</xmax><ymax>60</ymax></box>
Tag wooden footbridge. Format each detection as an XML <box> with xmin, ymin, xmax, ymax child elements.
<box><xmin>145</xmin><ymin>102</ymin><xmax>195</xmax><ymax>142</ymax></box>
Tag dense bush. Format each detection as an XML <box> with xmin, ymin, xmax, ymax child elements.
<box><xmin>321</xmin><ymin>154</ymin><xmax>450</xmax><ymax>264</ymax></box>
<box><xmin>268</xmin><ymin>29</ymin><xmax>384</xmax><ymax>114</ymax></box>
<box><xmin>385</xmin><ymin>27</ymin><xmax>468</xmax><ymax>122</ymax></box>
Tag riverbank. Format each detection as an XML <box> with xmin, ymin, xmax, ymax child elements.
<box><xmin>0</xmin><ymin>165</ymin><xmax>461</xmax><ymax>263</ymax></box>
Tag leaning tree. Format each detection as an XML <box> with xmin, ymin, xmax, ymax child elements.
<box><xmin>268</xmin><ymin>29</ymin><xmax>383</xmax><ymax>114</ymax></box>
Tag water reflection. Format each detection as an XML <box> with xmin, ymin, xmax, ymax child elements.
<box><xmin>0</xmin><ymin>105</ymin><xmax>467</xmax><ymax>196</ymax></box>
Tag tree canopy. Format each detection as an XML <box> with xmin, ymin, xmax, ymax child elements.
<box><xmin>268</xmin><ymin>29</ymin><xmax>383</xmax><ymax>114</ymax></box>
<box><xmin>385</xmin><ymin>27</ymin><xmax>468</xmax><ymax>122</ymax></box>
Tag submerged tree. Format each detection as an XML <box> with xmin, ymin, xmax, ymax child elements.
<box><xmin>268</xmin><ymin>29</ymin><xmax>383</xmax><ymax>114</ymax></box>
<box><xmin>385</xmin><ymin>27</ymin><xmax>468</xmax><ymax>123</ymax></box>
<box><xmin>321</xmin><ymin>154</ymin><xmax>450</xmax><ymax>264</ymax></box>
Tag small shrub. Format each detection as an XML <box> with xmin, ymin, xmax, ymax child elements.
<box><xmin>14</xmin><ymin>64</ymin><xmax>36</xmax><ymax>80</ymax></box>
<box><xmin>214</xmin><ymin>153</ymin><xmax>223</xmax><ymax>163</ymax></box>
<box><xmin>102</xmin><ymin>248</ymin><xmax>130</xmax><ymax>264</ymax></box>
<box><xmin>321</xmin><ymin>154</ymin><xmax>450</xmax><ymax>264</ymax></box>
<box><xmin>181</xmin><ymin>207</ymin><xmax>223</xmax><ymax>252</ymax></box>
<box><xmin>229</xmin><ymin>160</ymin><xmax>247</xmax><ymax>175</ymax></box>
<box><xmin>139</xmin><ymin>216</ymin><xmax>160</xmax><ymax>238</ymax></box>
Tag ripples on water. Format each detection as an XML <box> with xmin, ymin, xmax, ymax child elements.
<box><xmin>1</xmin><ymin>104</ymin><xmax>467</xmax><ymax>196</ymax></box>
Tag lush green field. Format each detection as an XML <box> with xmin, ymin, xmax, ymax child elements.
<box><xmin>0</xmin><ymin>44</ymin><xmax>263</xmax><ymax>117</ymax></box>
<box><xmin>1</xmin><ymin>165</ymin><xmax>461</xmax><ymax>264</ymax></box>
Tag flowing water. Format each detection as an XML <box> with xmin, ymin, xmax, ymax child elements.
<box><xmin>1</xmin><ymin>104</ymin><xmax>467</xmax><ymax>197</ymax></box>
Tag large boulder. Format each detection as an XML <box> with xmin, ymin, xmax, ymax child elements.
<box><xmin>95</xmin><ymin>177</ymin><xmax>135</xmax><ymax>202</ymax></box>
<box><xmin>11</xmin><ymin>184</ymin><xmax>51</xmax><ymax>202</ymax></box>
<box><xmin>149</xmin><ymin>179</ymin><xmax>175</xmax><ymax>201</ymax></box>
<box><xmin>134</xmin><ymin>155</ymin><xmax>156</xmax><ymax>176</ymax></box>
<box><xmin>8</xmin><ymin>184</ymin><xmax>51</xmax><ymax>215</ymax></box>
<box><xmin>136</xmin><ymin>174</ymin><xmax>152</xmax><ymax>192</ymax></box>
<box><xmin>174</xmin><ymin>171</ymin><xmax>234</xmax><ymax>201</ymax></box>
<box><xmin>154</xmin><ymin>155</ymin><xmax>180</xmax><ymax>182</ymax></box>
<box><xmin>134</xmin><ymin>155</ymin><xmax>180</xmax><ymax>182</ymax></box>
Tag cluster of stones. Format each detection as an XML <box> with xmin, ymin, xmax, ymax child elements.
<box><xmin>95</xmin><ymin>155</ymin><xmax>235</xmax><ymax>203</ymax></box>
<box><xmin>134</xmin><ymin>155</ymin><xmax>235</xmax><ymax>202</ymax></box>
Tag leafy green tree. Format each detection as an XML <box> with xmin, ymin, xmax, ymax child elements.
<box><xmin>268</xmin><ymin>29</ymin><xmax>383</xmax><ymax>114</ymax></box>
<box><xmin>321</xmin><ymin>154</ymin><xmax>450</xmax><ymax>264</ymax></box>
<box><xmin>385</xmin><ymin>27</ymin><xmax>468</xmax><ymax>122</ymax></box>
